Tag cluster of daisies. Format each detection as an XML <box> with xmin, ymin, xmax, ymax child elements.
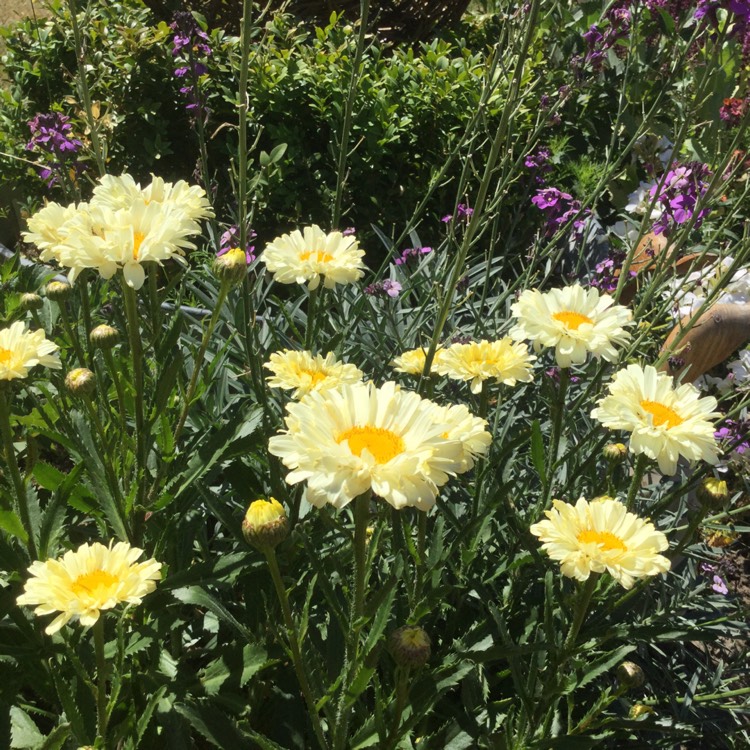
<box><xmin>9</xmin><ymin>196</ymin><xmax>729</xmax><ymax>639</ymax></box>
<box><xmin>23</xmin><ymin>174</ymin><xmax>213</xmax><ymax>289</ymax></box>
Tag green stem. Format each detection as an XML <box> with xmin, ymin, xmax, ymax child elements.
<box><xmin>331</xmin><ymin>0</ymin><xmax>371</xmax><ymax>228</ymax></box>
<box><xmin>414</xmin><ymin>511</ymin><xmax>427</xmax><ymax>603</ymax></box>
<box><xmin>101</xmin><ymin>348</ymin><xmax>132</xmax><ymax>460</ymax></box>
<box><xmin>333</xmin><ymin>492</ymin><xmax>371</xmax><ymax>750</ymax></box>
<box><xmin>384</xmin><ymin>667</ymin><xmax>411</xmax><ymax>750</ymax></box>
<box><xmin>78</xmin><ymin>278</ymin><xmax>94</xmax><ymax>368</ymax></box>
<box><xmin>626</xmin><ymin>454</ymin><xmax>650</xmax><ymax>511</ymax></box>
<box><xmin>305</xmin><ymin>286</ymin><xmax>319</xmax><ymax>351</ymax></box>
<box><xmin>122</xmin><ymin>282</ymin><xmax>146</xmax><ymax>520</ymax></box>
<box><xmin>564</xmin><ymin>574</ymin><xmax>598</xmax><ymax>653</ymax></box>
<box><xmin>59</xmin><ymin>305</ymin><xmax>87</xmax><ymax>367</ymax></box>
<box><xmin>0</xmin><ymin>388</ymin><xmax>37</xmax><ymax>557</ymax></box>
<box><xmin>548</xmin><ymin>368</ymin><xmax>569</xmax><ymax>472</ymax></box>
<box><xmin>67</xmin><ymin>0</ymin><xmax>106</xmax><ymax>177</ymax></box>
<box><xmin>264</xmin><ymin>548</ymin><xmax>329</xmax><ymax>750</ymax></box>
<box><xmin>93</xmin><ymin>617</ymin><xmax>109</xmax><ymax>745</ymax></box>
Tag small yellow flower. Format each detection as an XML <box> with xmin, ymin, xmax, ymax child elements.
<box><xmin>390</xmin><ymin>346</ymin><xmax>443</xmax><ymax>376</ymax></box>
<box><xmin>261</xmin><ymin>225</ymin><xmax>365</xmax><ymax>290</ymax></box>
<box><xmin>591</xmin><ymin>364</ymin><xmax>720</xmax><ymax>475</ymax></box>
<box><xmin>435</xmin><ymin>338</ymin><xmax>535</xmax><ymax>394</ymax></box>
<box><xmin>264</xmin><ymin>350</ymin><xmax>363</xmax><ymax>399</ymax></box>
<box><xmin>0</xmin><ymin>322</ymin><xmax>61</xmax><ymax>381</ymax></box>
<box><xmin>17</xmin><ymin>541</ymin><xmax>162</xmax><ymax>634</ymax></box>
<box><xmin>530</xmin><ymin>496</ymin><xmax>670</xmax><ymax>589</ymax></box>
<box><xmin>510</xmin><ymin>283</ymin><xmax>633</xmax><ymax>368</ymax></box>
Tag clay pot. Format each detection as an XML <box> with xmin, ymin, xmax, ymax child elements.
<box><xmin>659</xmin><ymin>303</ymin><xmax>750</xmax><ymax>382</ymax></box>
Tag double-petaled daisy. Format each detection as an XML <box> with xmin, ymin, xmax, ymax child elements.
<box><xmin>261</xmin><ymin>225</ymin><xmax>365</xmax><ymax>290</ymax></box>
<box><xmin>530</xmin><ymin>496</ymin><xmax>670</xmax><ymax>589</ymax></box>
<box><xmin>268</xmin><ymin>381</ymin><xmax>488</xmax><ymax>511</ymax></box>
<box><xmin>435</xmin><ymin>338</ymin><xmax>535</xmax><ymax>393</ymax></box>
<box><xmin>510</xmin><ymin>284</ymin><xmax>633</xmax><ymax>368</ymax></box>
<box><xmin>0</xmin><ymin>322</ymin><xmax>61</xmax><ymax>380</ymax></box>
<box><xmin>591</xmin><ymin>364</ymin><xmax>719</xmax><ymax>475</ymax></box>
<box><xmin>264</xmin><ymin>350</ymin><xmax>363</xmax><ymax>399</ymax></box>
<box><xmin>17</xmin><ymin>541</ymin><xmax>162</xmax><ymax>634</ymax></box>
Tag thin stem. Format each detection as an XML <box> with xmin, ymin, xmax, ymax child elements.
<box><xmin>101</xmin><ymin>348</ymin><xmax>132</xmax><ymax>458</ymax></box>
<box><xmin>331</xmin><ymin>0</ymin><xmax>371</xmax><ymax>228</ymax></box>
<box><xmin>305</xmin><ymin>286</ymin><xmax>319</xmax><ymax>351</ymax></box>
<box><xmin>384</xmin><ymin>667</ymin><xmax>411</xmax><ymax>750</ymax></box>
<box><xmin>626</xmin><ymin>454</ymin><xmax>650</xmax><ymax>511</ymax></box>
<box><xmin>93</xmin><ymin>617</ymin><xmax>109</xmax><ymax>745</ymax></box>
<box><xmin>333</xmin><ymin>491</ymin><xmax>371</xmax><ymax>750</ymax></box>
<box><xmin>59</xmin><ymin>305</ymin><xmax>87</xmax><ymax>367</ymax></box>
<box><xmin>564</xmin><ymin>574</ymin><xmax>598</xmax><ymax>653</ymax></box>
<box><xmin>67</xmin><ymin>0</ymin><xmax>106</xmax><ymax>176</ymax></box>
<box><xmin>122</xmin><ymin>282</ymin><xmax>146</xmax><ymax>516</ymax></box>
<box><xmin>548</xmin><ymin>368</ymin><xmax>569</xmax><ymax>473</ymax></box>
<box><xmin>264</xmin><ymin>548</ymin><xmax>329</xmax><ymax>750</ymax></box>
<box><xmin>0</xmin><ymin>388</ymin><xmax>37</xmax><ymax>557</ymax></box>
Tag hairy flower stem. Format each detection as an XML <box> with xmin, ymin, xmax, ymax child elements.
<box><xmin>331</xmin><ymin>0</ymin><xmax>370</xmax><ymax>228</ymax></box>
<box><xmin>59</xmin><ymin>305</ymin><xmax>87</xmax><ymax>367</ymax></box>
<box><xmin>305</xmin><ymin>286</ymin><xmax>319</xmax><ymax>351</ymax></box>
<box><xmin>264</xmin><ymin>548</ymin><xmax>329</xmax><ymax>750</ymax></box>
<box><xmin>625</xmin><ymin>454</ymin><xmax>649</xmax><ymax>511</ymax></box>
<box><xmin>122</xmin><ymin>283</ymin><xmax>146</xmax><ymax>522</ymax></box>
<box><xmin>333</xmin><ymin>492</ymin><xmax>371</xmax><ymax>750</ymax></box>
<box><xmin>93</xmin><ymin>618</ymin><xmax>109</xmax><ymax>746</ymax></box>
<box><xmin>0</xmin><ymin>388</ymin><xmax>37</xmax><ymax>558</ymax></box>
<box><xmin>384</xmin><ymin>667</ymin><xmax>411</xmax><ymax>750</ymax></box>
<box><xmin>77</xmin><ymin>279</ymin><xmax>94</xmax><ymax>368</ymax></box>
<box><xmin>101</xmin><ymin>348</ymin><xmax>132</xmax><ymax>458</ymax></box>
<box><xmin>66</xmin><ymin>0</ymin><xmax>106</xmax><ymax>177</ymax></box>
<box><xmin>564</xmin><ymin>574</ymin><xmax>598</xmax><ymax>653</ymax></box>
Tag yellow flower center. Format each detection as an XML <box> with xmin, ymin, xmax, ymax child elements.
<box><xmin>300</xmin><ymin>249</ymin><xmax>333</xmax><ymax>263</ymax></box>
<box><xmin>640</xmin><ymin>400</ymin><xmax>683</xmax><ymax>429</ymax></box>
<box><xmin>577</xmin><ymin>529</ymin><xmax>627</xmax><ymax>551</ymax></box>
<box><xmin>0</xmin><ymin>348</ymin><xmax>12</xmax><ymax>364</ymax></box>
<box><xmin>133</xmin><ymin>231</ymin><xmax>146</xmax><ymax>260</ymax></box>
<box><xmin>298</xmin><ymin>368</ymin><xmax>327</xmax><ymax>385</ymax></box>
<box><xmin>552</xmin><ymin>311</ymin><xmax>593</xmax><ymax>330</ymax></box>
<box><xmin>337</xmin><ymin>426</ymin><xmax>405</xmax><ymax>464</ymax></box>
<box><xmin>71</xmin><ymin>569</ymin><xmax>119</xmax><ymax>599</ymax></box>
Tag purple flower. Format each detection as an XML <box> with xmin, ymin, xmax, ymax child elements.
<box><xmin>217</xmin><ymin>225</ymin><xmax>256</xmax><ymax>263</ymax></box>
<box><xmin>649</xmin><ymin>163</ymin><xmax>711</xmax><ymax>236</ymax></box>
<box><xmin>342</xmin><ymin>227</ymin><xmax>356</xmax><ymax>236</ymax></box>
<box><xmin>720</xmin><ymin>97</ymin><xmax>748</xmax><ymax>126</ymax></box>
<box><xmin>365</xmin><ymin>279</ymin><xmax>402</xmax><ymax>298</ymax></box>
<box><xmin>715</xmin><ymin>419</ymin><xmax>750</xmax><ymax>454</ymax></box>
<box><xmin>170</xmin><ymin>11</ymin><xmax>212</xmax><ymax>121</ymax></box>
<box><xmin>441</xmin><ymin>203</ymin><xmax>473</xmax><ymax>224</ymax></box>
<box><xmin>712</xmin><ymin>575</ymin><xmax>729</xmax><ymax>594</ymax></box>
<box><xmin>583</xmin><ymin>24</ymin><xmax>603</xmax><ymax>47</ymax></box>
<box><xmin>394</xmin><ymin>246</ymin><xmax>432</xmax><ymax>266</ymax></box>
<box><xmin>532</xmin><ymin>187</ymin><xmax>592</xmax><ymax>238</ymax></box>
<box><xmin>26</xmin><ymin>112</ymin><xmax>83</xmax><ymax>187</ymax></box>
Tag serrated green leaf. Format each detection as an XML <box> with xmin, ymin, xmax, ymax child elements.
<box><xmin>0</xmin><ymin>512</ymin><xmax>28</xmax><ymax>543</ymax></box>
<box><xmin>9</xmin><ymin>707</ymin><xmax>43</xmax><ymax>749</ymax></box>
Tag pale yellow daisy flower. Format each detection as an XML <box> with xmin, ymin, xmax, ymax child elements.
<box><xmin>264</xmin><ymin>349</ymin><xmax>363</xmax><ymax>399</ymax></box>
<box><xmin>591</xmin><ymin>364</ymin><xmax>720</xmax><ymax>475</ymax></box>
<box><xmin>261</xmin><ymin>225</ymin><xmax>365</xmax><ymax>290</ymax></box>
<box><xmin>0</xmin><ymin>322</ymin><xmax>61</xmax><ymax>380</ymax></box>
<box><xmin>390</xmin><ymin>346</ymin><xmax>444</xmax><ymax>376</ymax></box>
<box><xmin>431</xmin><ymin>403</ymin><xmax>491</xmax><ymax>471</ymax></box>
<box><xmin>17</xmin><ymin>541</ymin><xmax>162</xmax><ymax>634</ymax></box>
<box><xmin>510</xmin><ymin>284</ymin><xmax>633</xmax><ymax>368</ymax></box>
<box><xmin>530</xmin><ymin>496</ymin><xmax>670</xmax><ymax>589</ymax></box>
<box><xmin>268</xmin><ymin>381</ymin><xmax>484</xmax><ymax>511</ymax></box>
<box><xmin>435</xmin><ymin>338</ymin><xmax>535</xmax><ymax>393</ymax></box>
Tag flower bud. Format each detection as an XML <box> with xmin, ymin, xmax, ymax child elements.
<box><xmin>697</xmin><ymin>477</ymin><xmax>729</xmax><ymax>507</ymax></box>
<box><xmin>603</xmin><ymin>442</ymin><xmax>628</xmax><ymax>464</ymax></box>
<box><xmin>388</xmin><ymin>625</ymin><xmax>431</xmax><ymax>669</ymax></box>
<box><xmin>242</xmin><ymin>498</ymin><xmax>288</xmax><ymax>550</ymax></box>
<box><xmin>20</xmin><ymin>293</ymin><xmax>44</xmax><ymax>311</ymax></box>
<box><xmin>65</xmin><ymin>368</ymin><xmax>96</xmax><ymax>397</ymax></box>
<box><xmin>45</xmin><ymin>281</ymin><xmax>72</xmax><ymax>301</ymax></box>
<box><xmin>629</xmin><ymin>703</ymin><xmax>654</xmax><ymax>719</ymax></box>
<box><xmin>616</xmin><ymin>661</ymin><xmax>645</xmax><ymax>689</ymax></box>
<box><xmin>213</xmin><ymin>248</ymin><xmax>248</xmax><ymax>286</ymax></box>
<box><xmin>89</xmin><ymin>324</ymin><xmax>119</xmax><ymax>350</ymax></box>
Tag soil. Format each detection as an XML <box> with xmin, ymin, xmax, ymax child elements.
<box><xmin>0</xmin><ymin>0</ymin><xmax>49</xmax><ymax>28</ymax></box>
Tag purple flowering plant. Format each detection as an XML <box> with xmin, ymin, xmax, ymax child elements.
<box><xmin>217</xmin><ymin>225</ymin><xmax>257</xmax><ymax>264</ymax></box>
<box><xmin>531</xmin><ymin>187</ymin><xmax>592</xmax><ymax>238</ymax></box>
<box><xmin>170</xmin><ymin>11</ymin><xmax>212</xmax><ymax>120</ymax></box>
<box><xmin>648</xmin><ymin>162</ymin><xmax>711</xmax><ymax>236</ymax></box>
<box><xmin>26</xmin><ymin>112</ymin><xmax>83</xmax><ymax>187</ymax></box>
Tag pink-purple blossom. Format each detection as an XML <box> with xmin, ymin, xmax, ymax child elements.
<box><xmin>532</xmin><ymin>187</ymin><xmax>592</xmax><ymax>238</ymax></box>
<box><xmin>26</xmin><ymin>113</ymin><xmax>83</xmax><ymax>187</ymax></box>
<box><xmin>170</xmin><ymin>11</ymin><xmax>212</xmax><ymax>120</ymax></box>
<box><xmin>217</xmin><ymin>225</ymin><xmax>256</xmax><ymax>263</ymax></box>
<box><xmin>394</xmin><ymin>246</ymin><xmax>432</xmax><ymax>265</ymax></box>
<box><xmin>364</xmin><ymin>279</ymin><xmax>402</xmax><ymax>298</ymax></box>
<box><xmin>649</xmin><ymin>163</ymin><xmax>711</xmax><ymax>236</ymax></box>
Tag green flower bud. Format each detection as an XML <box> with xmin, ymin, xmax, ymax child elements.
<box><xmin>65</xmin><ymin>368</ymin><xmax>96</xmax><ymax>397</ymax></box>
<box><xmin>616</xmin><ymin>661</ymin><xmax>645</xmax><ymax>689</ymax></box>
<box><xmin>603</xmin><ymin>442</ymin><xmax>628</xmax><ymax>464</ymax></box>
<box><xmin>388</xmin><ymin>625</ymin><xmax>431</xmax><ymax>669</ymax></box>
<box><xmin>242</xmin><ymin>498</ymin><xmax>288</xmax><ymax>550</ymax></box>
<box><xmin>45</xmin><ymin>281</ymin><xmax>72</xmax><ymax>301</ymax></box>
<box><xmin>20</xmin><ymin>293</ymin><xmax>44</xmax><ymax>311</ymax></box>
<box><xmin>213</xmin><ymin>248</ymin><xmax>248</xmax><ymax>286</ymax></box>
<box><xmin>89</xmin><ymin>324</ymin><xmax>119</xmax><ymax>350</ymax></box>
